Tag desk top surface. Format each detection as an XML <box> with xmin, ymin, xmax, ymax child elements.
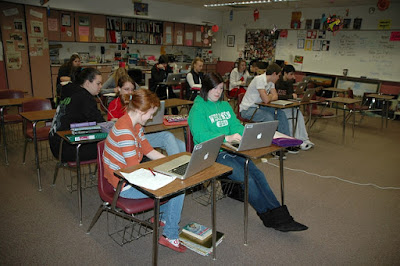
<box><xmin>20</xmin><ymin>109</ymin><xmax>56</xmax><ymax>122</ymax></box>
<box><xmin>323</xmin><ymin>87</ymin><xmax>348</xmax><ymax>93</ymax></box>
<box><xmin>221</xmin><ymin>144</ymin><xmax>283</xmax><ymax>159</ymax></box>
<box><xmin>257</xmin><ymin>100</ymin><xmax>318</xmax><ymax>109</ymax></box>
<box><xmin>0</xmin><ymin>97</ymin><xmax>44</xmax><ymax>107</ymax></box>
<box><xmin>114</xmin><ymin>152</ymin><xmax>233</xmax><ymax>198</ymax></box>
<box><xmin>366</xmin><ymin>94</ymin><xmax>395</xmax><ymax>100</ymax></box>
<box><xmin>144</xmin><ymin>122</ymin><xmax>187</xmax><ymax>134</ymax></box>
<box><xmin>326</xmin><ymin>97</ymin><xmax>361</xmax><ymax>104</ymax></box>
<box><xmin>165</xmin><ymin>98</ymin><xmax>193</xmax><ymax>108</ymax></box>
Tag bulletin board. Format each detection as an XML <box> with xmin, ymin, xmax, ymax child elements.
<box><xmin>244</xmin><ymin>29</ymin><xmax>277</xmax><ymax>61</ymax></box>
<box><xmin>275</xmin><ymin>30</ymin><xmax>400</xmax><ymax>82</ymax></box>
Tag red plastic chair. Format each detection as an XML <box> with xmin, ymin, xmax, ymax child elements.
<box><xmin>0</xmin><ymin>90</ymin><xmax>24</xmax><ymax>124</ymax></box>
<box><xmin>224</xmin><ymin>80</ymin><xmax>240</xmax><ymax>114</ymax></box>
<box><xmin>86</xmin><ymin>141</ymin><xmax>162</xmax><ymax>245</ymax></box>
<box><xmin>236</xmin><ymin>93</ymin><xmax>252</xmax><ymax>124</ymax></box>
<box><xmin>21</xmin><ymin>99</ymin><xmax>52</xmax><ymax>164</ymax></box>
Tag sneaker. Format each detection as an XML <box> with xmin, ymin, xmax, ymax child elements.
<box><xmin>150</xmin><ymin>216</ymin><xmax>166</xmax><ymax>227</ymax></box>
<box><xmin>300</xmin><ymin>140</ymin><xmax>314</xmax><ymax>151</ymax></box>
<box><xmin>158</xmin><ymin>236</ymin><xmax>187</xmax><ymax>253</ymax></box>
<box><xmin>272</xmin><ymin>151</ymin><xmax>287</xmax><ymax>160</ymax></box>
<box><xmin>286</xmin><ymin>146</ymin><xmax>300</xmax><ymax>154</ymax></box>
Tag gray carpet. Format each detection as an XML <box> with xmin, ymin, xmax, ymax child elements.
<box><xmin>0</xmin><ymin>112</ymin><xmax>399</xmax><ymax>265</ymax></box>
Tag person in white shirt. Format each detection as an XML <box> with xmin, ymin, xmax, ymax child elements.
<box><xmin>239</xmin><ymin>63</ymin><xmax>290</xmax><ymax>136</ymax></box>
<box><xmin>229</xmin><ymin>59</ymin><xmax>250</xmax><ymax>97</ymax></box>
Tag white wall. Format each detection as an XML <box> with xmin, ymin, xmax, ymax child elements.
<box><xmin>213</xmin><ymin>4</ymin><xmax>400</xmax><ymax>62</ymax></box>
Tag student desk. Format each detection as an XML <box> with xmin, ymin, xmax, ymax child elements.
<box><xmin>365</xmin><ymin>93</ymin><xmax>394</xmax><ymax>129</ymax></box>
<box><xmin>20</xmin><ymin>109</ymin><xmax>56</xmax><ymax>191</ymax></box>
<box><xmin>114</xmin><ymin>152</ymin><xmax>232</xmax><ymax>265</ymax></box>
<box><xmin>56</xmin><ymin>130</ymin><xmax>107</xmax><ymax>225</ymax></box>
<box><xmin>221</xmin><ymin>144</ymin><xmax>285</xmax><ymax>245</ymax></box>
<box><xmin>326</xmin><ymin>97</ymin><xmax>361</xmax><ymax>143</ymax></box>
<box><xmin>322</xmin><ymin>87</ymin><xmax>348</xmax><ymax>97</ymax></box>
<box><xmin>0</xmin><ymin>97</ymin><xmax>43</xmax><ymax>165</ymax></box>
<box><xmin>165</xmin><ymin>98</ymin><xmax>193</xmax><ymax>110</ymax></box>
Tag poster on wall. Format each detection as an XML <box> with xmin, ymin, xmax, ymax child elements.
<box><xmin>297</xmin><ymin>39</ymin><xmax>305</xmax><ymax>49</ymax></box>
<box><xmin>14</xmin><ymin>19</ymin><xmax>25</xmax><ymax>32</ymax></box>
<box><xmin>304</xmin><ymin>40</ymin><xmax>313</xmax><ymax>51</ymax></box>
<box><xmin>134</xmin><ymin>2</ymin><xmax>149</xmax><ymax>16</ymax></box>
<box><xmin>294</xmin><ymin>55</ymin><xmax>304</xmax><ymax>64</ymax></box>
<box><xmin>48</xmin><ymin>18</ymin><xmax>58</xmax><ymax>32</ymax></box>
<box><xmin>6</xmin><ymin>51</ymin><xmax>22</xmax><ymax>69</ymax></box>
<box><xmin>30</xmin><ymin>21</ymin><xmax>44</xmax><ymax>37</ymax></box>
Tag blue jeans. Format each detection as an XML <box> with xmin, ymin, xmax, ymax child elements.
<box><xmin>120</xmin><ymin>187</ymin><xmax>185</xmax><ymax>240</ymax></box>
<box><xmin>217</xmin><ymin>152</ymin><xmax>280</xmax><ymax>213</ymax></box>
<box><xmin>241</xmin><ymin>106</ymin><xmax>290</xmax><ymax>135</ymax></box>
<box><xmin>145</xmin><ymin>131</ymin><xmax>186</xmax><ymax>155</ymax></box>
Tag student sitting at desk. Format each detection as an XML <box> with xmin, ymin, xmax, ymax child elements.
<box><xmin>186</xmin><ymin>57</ymin><xmax>204</xmax><ymax>99</ymax></box>
<box><xmin>103</xmin><ymin>88</ymin><xmax>186</xmax><ymax>252</ymax></box>
<box><xmin>239</xmin><ymin>63</ymin><xmax>290</xmax><ymax>136</ymax></box>
<box><xmin>49</xmin><ymin>68</ymin><xmax>105</xmax><ymax>162</ymax></box>
<box><xmin>107</xmin><ymin>76</ymin><xmax>185</xmax><ymax>156</ymax></box>
<box><xmin>229</xmin><ymin>58</ymin><xmax>249</xmax><ymax>97</ymax></box>
<box><xmin>188</xmin><ymin>72</ymin><xmax>308</xmax><ymax>232</ymax></box>
<box><xmin>276</xmin><ymin>64</ymin><xmax>314</xmax><ymax>152</ymax></box>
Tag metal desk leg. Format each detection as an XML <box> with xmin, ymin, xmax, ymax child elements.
<box><xmin>384</xmin><ymin>100</ymin><xmax>389</xmax><ymax>128</ymax></box>
<box><xmin>1</xmin><ymin>107</ymin><xmax>9</xmax><ymax>165</ymax></box>
<box><xmin>342</xmin><ymin>105</ymin><xmax>347</xmax><ymax>143</ymax></box>
<box><xmin>76</xmin><ymin>144</ymin><xmax>83</xmax><ymax>226</ymax></box>
<box><xmin>279</xmin><ymin>150</ymin><xmax>285</xmax><ymax>205</ymax></box>
<box><xmin>211</xmin><ymin>178</ymin><xmax>217</xmax><ymax>260</ymax></box>
<box><xmin>293</xmin><ymin>107</ymin><xmax>299</xmax><ymax>137</ymax></box>
<box><xmin>244</xmin><ymin>158</ymin><xmax>249</xmax><ymax>246</ymax></box>
<box><xmin>33</xmin><ymin>122</ymin><xmax>42</xmax><ymax>191</ymax></box>
<box><xmin>152</xmin><ymin>198</ymin><xmax>160</xmax><ymax>265</ymax></box>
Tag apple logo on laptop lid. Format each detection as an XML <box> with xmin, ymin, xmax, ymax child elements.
<box><xmin>204</xmin><ymin>152</ymin><xmax>209</xmax><ymax>160</ymax></box>
<box><xmin>257</xmin><ymin>133</ymin><xmax>262</xmax><ymax>139</ymax></box>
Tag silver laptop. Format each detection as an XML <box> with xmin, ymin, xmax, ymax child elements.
<box><xmin>295</xmin><ymin>82</ymin><xmax>307</xmax><ymax>94</ymax></box>
<box><xmin>290</xmin><ymin>88</ymin><xmax>316</xmax><ymax>103</ymax></box>
<box><xmin>154</xmin><ymin>135</ymin><xmax>224</xmax><ymax>180</ymax></box>
<box><xmin>224</xmin><ymin>121</ymin><xmax>278</xmax><ymax>151</ymax></box>
<box><xmin>245</xmin><ymin>76</ymin><xmax>254</xmax><ymax>86</ymax></box>
<box><xmin>145</xmin><ymin>100</ymin><xmax>165</xmax><ymax>126</ymax></box>
<box><xmin>160</xmin><ymin>73</ymin><xmax>183</xmax><ymax>86</ymax></box>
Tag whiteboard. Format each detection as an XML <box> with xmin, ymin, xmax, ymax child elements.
<box><xmin>275</xmin><ymin>30</ymin><xmax>400</xmax><ymax>82</ymax></box>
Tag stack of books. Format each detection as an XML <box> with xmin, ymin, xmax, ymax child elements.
<box><xmin>179</xmin><ymin>222</ymin><xmax>224</xmax><ymax>256</ymax></box>
<box><xmin>163</xmin><ymin>115</ymin><xmax>188</xmax><ymax>126</ymax></box>
<box><xmin>66</xmin><ymin>122</ymin><xmax>108</xmax><ymax>142</ymax></box>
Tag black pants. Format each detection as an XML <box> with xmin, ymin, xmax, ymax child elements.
<box><xmin>49</xmin><ymin>134</ymin><xmax>98</xmax><ymax>162</ymax></box>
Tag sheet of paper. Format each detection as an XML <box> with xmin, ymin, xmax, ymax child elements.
<box><xmin>121</xmin><ymin>168</ymin><xmax>176</xmax><ymax>190</ymax></box>
<box><xmin>273</xmin><ymin>131</ymin><xmax>294</xmax><ymax>139</ymax></box>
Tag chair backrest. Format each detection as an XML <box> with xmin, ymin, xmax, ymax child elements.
<box><xmin>236</xmin><ymin>93</ymin><xmax>251</xmax><ymax>124</ymax></box>
<box><xmin>0</xmin><ymin>90</ymin><xmax>24</xmax><ymax>99</ymax></box>
<box><xmin>22</xmin><ymin>99</ymin><xmax>52</xmax><ymax>131</ymax></box>
<box><xmin>128</xmin><ymin>69</ymin><xmax>143</xmax><ymax>85</ymax></box>
<box><xmin>186</xmin><ymin>125</ymin><xmax>194</xmax><ymax>153</ymax></box>
<box><xmin>97</xmin><ymin>141</ymin><xmax>116</xmax><ymax>203</ymax></box>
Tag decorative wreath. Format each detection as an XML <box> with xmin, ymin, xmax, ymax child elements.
<box><xmin>377</xmin><ymin>0</ymin><xmax>390</xmax><ymax>11</ymax></box>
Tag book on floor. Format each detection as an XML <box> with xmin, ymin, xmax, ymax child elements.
<box><xmin>181</xmin><ymin>222</ymin><xmax>212</xmax><ymax>241</ymax></box>
<box><xmin>179</xmin><ymin>231</ymin><xmax>224</xmax><ymax>256</ymax></box>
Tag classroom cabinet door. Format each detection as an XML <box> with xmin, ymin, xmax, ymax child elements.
<box><xmin>47</xmin><ymin>9</ymin><xmax>60</xmax><ymax>41</ymax></box>
<box><xmin>173</xmin><ymin>23</ymin><xmax>184</xmax><ymax>46</ymax></box>
<box><xmin>194</xmin><ymin>25</ymin><xmax>203</xmax><ymax>47</ymax></box>
<box><xmin>75</xmin><ymin>12</ymin><xmax>91</xmax><ymax>42</ymax></box>
<box><xmin>60</xmin><ymin>11</ymin><xmax>75</xmax><ymax>41</ymax></box>
<box><xmin>184</xmin><ymin>24</ymin><xmax>194</xmax><ymax>47</ymax></box>
<box><xmin>163</xmin><ymin>22</ymin><xmax>174</xmax><ymax>45</ymax></box>
<box><xmin>25</xmin><ymin>5</ymin><xmax>52</xmax><ymax>98</ymax></box>
<box><xmin>91</xmin><ymin>14</ymin><xmax>106</xmax><ymax>43</ymax></box>
<box><xmin>0</xmin><ymin>2</ymin><xmax>32</xmax><ymax>94</ymax></box>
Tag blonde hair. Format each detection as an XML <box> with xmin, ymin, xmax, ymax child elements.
<box><xmin>191</xmin><ymin>57</ymin><xmax>204</xmax><ymax>71</ymax></box>
<box><xmin>113</xmin><ymin>67</ymin><xmax>128</xmax><ymax>86</ymax></box>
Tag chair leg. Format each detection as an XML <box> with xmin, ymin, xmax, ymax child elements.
<box><xmin>22</xmin><ymin>138</ymin><xmax>29</xmax><ymax>164</ymax></box>
<box><xmin>86</xmin><ymin>203</ymin><xmax>108</xmax><ymax>233</ymax></box>
<box><xmin>52</xmin><ymin>162</ymin><xmax>61</xmax><ymax>185</ymax></box>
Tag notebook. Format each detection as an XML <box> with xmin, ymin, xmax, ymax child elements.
<box><xmin>145</xmin><ymin>100</ymin><xmax>165</xmax><ymax>126</ymax></box>
<box><xmin>289</xmin><ymin>88</ymin><xmax>316</xmax><ymax>103</ymax></box>
<box><xmin>223</xmin><ymin>121</ymin><xmax>278</xmax><ymax>151</ymax></box>
<box><xmin>154</xmin><ymin>135</ymin><xmax>225</xmax><ymax>180</ymax></box>
<box><xmin>270</xmin><ymin>100</ymin><xmax>295</xmax><ymax>106</ymax></box>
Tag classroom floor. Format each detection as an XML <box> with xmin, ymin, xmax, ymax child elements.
<box><xmin>0</xmin><ymin>109</ymin><xmax>399</xmax><ymax>265</ymax></box>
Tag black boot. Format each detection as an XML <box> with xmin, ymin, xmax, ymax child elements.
<box><xmin>258</xmin><ymin>205</ymin><xmax>308</xmax><ymax>232</ymax></box>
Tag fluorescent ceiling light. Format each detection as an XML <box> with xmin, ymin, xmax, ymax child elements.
<box><xmin>204</xmin><ymin>0</ymin><xmax>297</xmax><ymax>7</ymax></box>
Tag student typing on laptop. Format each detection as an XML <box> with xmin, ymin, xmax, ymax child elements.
<box><xmin>188</xmin><ymin>73</ymin><xmax>307</xmax><ymax>232</ymax></box>
<box><xmin>107</xmin><ymin>76</ymin><xmax>185</xmax><ymax>156</ymax></box>
<box><xmin>275</xmin><ymin>65</ymin><xmax>314</xmax><ymax>152</ymax></box>
<box><xmin>103</xmin><ymin>88</ymin><xmax>186</xmax><ymax>253</ymax></box>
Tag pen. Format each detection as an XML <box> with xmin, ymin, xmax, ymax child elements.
<box><xmin>148</xmin><ymin>168</ymin><xmax>156</xmax><ymax>176</ymax></box>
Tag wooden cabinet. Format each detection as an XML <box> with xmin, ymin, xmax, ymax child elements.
<box><xmin>47</xmin><ymin>9</ymin><xmax>60</xmax><ymax>41</ymax></box>
<box><xmin>60</xmin><ymin>11</ymin><xmax>75</xmax><ymax>42</ymax></box>
<box><xmin>75</xmin><ymin>12</ymin><xmax>91</xmax><ymax>42</ymax></box>
<box><xmin>203</xmin><ymin>63</ymin><xmax>217</xmax><ymax>73</ymax></box>
<box><xmin>173</xmin><ymin>23</ymin><xmax>184</xmax><ymax>46</ymax></box>
<box><xmin>163</xmin><ymin>22</ymin><xmax>174</xmax><ymax>45</ymax></box>
<box><xmin>184</xmin><ymin>24</ymin><xmax>194</xmax><ymax>46</ymax></box>
<box><xmin>194</xmin><ymin>25</ymin><xmax>203</xmax><ymax>47</ymax></box>
<box><xmin>91</xmin><ymin>14</ymin><xmax>106</xmax><ymax>43</ymax></box>
<box><xmin>96</xmin><ymin>65</ymin><xmax>113</xmax><ymax>83</ymax></box>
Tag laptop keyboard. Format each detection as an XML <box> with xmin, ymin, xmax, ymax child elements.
<box><xmin>171</xmin><ymin>162</ymin><xmax>189</xmax><ymax>175</ymax></box>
